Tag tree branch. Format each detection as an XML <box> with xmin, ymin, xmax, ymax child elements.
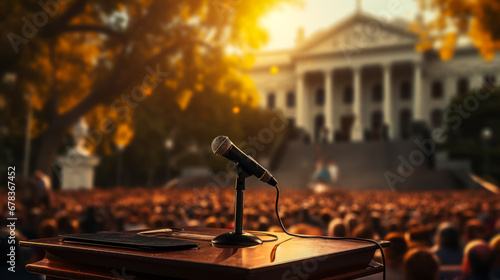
<box><xmin>42</xmin><ymin>0</ymin><xmax>89</xmax><ymax>37</ymax></box>
<box><xmin>57</xmin><ymin>38</ymin><xmax>213</xmax><ymax>129</ymax></box>
<box><xmin>43</xmin><ymin>39</ymin><xmax>59</xmax><ymax>122</ymax></box>
<box><xmin>59</xmin><ymin>24</ymin><xmax>127</xmax><ymax>41</ymax></box>
<box><xmin>124</xmin><ymin>0</ymin><xmax>164</xmax><ymax>39</ymax></box>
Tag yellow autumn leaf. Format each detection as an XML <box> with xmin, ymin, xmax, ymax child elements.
<box><xmin>165</xmin><ymin>79</ymin><xmax>178</xmax><ymax>90</ymax></box>
<box><xmin>439</xmin><ymin>32</ymin><xmax>456</xmax><ymax>61</ymax></box>
<box><xmin>177</xmin><ymin>89</ymin><xmax>193</xmax><ymax>111</ymax></box>
<box><xmin>194</xmin><ymin>83</ymin><xmax>203</xmax><ymax>92</ymax></box>
<box><xmin>114</xmin><ymin>123</ymin><xmax>134</xmax><ymax>148</ymax></box>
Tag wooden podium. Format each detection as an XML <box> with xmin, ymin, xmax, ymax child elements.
<box><xmin>21</xmin><ymin>227</ymin><xmax>389</xmax><ymax>280</ymax></box>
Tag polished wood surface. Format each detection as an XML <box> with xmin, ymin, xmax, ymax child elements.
<box><xmin>21</xmin><ymin>227</ymin><xmax>389</xmax><ymax>280</ymax></box>
<box><xmin>28</xmin><ymin>258</ymin><xmax>384</xmax><ymax>280</ymax></box>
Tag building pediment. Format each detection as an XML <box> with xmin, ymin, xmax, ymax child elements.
<box><xmin>293</xmin><ymin>12</ymin><xmax>418</xmax><ymax>58</ymax></box>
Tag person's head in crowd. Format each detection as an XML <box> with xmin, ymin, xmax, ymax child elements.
<box><xmin>345</xmin><ymin>214</ymin><xmax>358</xmax><ymax>237</ymax></box>
<box><xmin>257</xmin><ymin>216</ymin><xmax>270</xmax><ymax>232</ymax></box>
<box><xmin>464</xmin><ymin>219</ymin><xmax>485</xmax><ymax>242</ymax></box>
<box><xmin>384</xmin><ymin>232</ymin><xmax>408</xmax><ymax>267</ymax></box>
<box><xmin>370</xmin><ymin>211</ymin><xmax>385</xmax><ymax>239</ymax></box>
<box><xmin>116</xmin><ymin>216</ymin><xmax>125</xmax><ymax>232</ymax></box>
<box><xmin>403</xmin><ymin>248</ymin><xmax>440</xmax><ymax>280</ymax></box>
<box><xmin>57</xmin><ymin>215</ymin><xmax>76</xmax><ymax>235</ymax></box>
<box><xmin>351</xmin><ymin>225</ymin><xmax>373</xmax><ymax>239</ymax></box>
<box><xmin>38</xmin><ymin>219</ymin><xmax>58</xmax><ymax>238</ymax></box>
<box><xmin>408</xmin><ymin>226</ymin><xmax>433</xmax><ymax>248</ymax></box>
<box><xmin>407</xmin><ymin>218</ymin><xmax>419</xmax><ymax>230</ymax></box>
<box><xmin>165</xmin><ymin>214</ymin><xmax>177</xmax><ymax>228</ymax></box>
<box><xmin>288</xmin><ymin>223</ymin><xmax>322</xmax><ymax>236</ymax></box>
<box><xmin>433</xmin><ymin>222</ymin><xmax>463</xmax><ymax>265</ymax></box>
<box><xmin>127</xmin><ymin>215</ymin><xmax>140</xmax><ymax>225</ymax></box>
<box><xmin>435</xmin><ymin>222</ymin><xmax>460</xmax><ymax>250</ymax></box>
<box><xmin>388</xmin><ymin>218</ymin><xmax>402</xmax><ymax>233</ymax></box>
<box><xmin>203</xmin><ymin>216</ymin><xmax>219</xmax><ymax>228</ymax></box>
<box><xmin>327</xmin><ymin>218</ymin><xmax>346</xmax><ymax>237</ymax></box>
<box><xmin>139</xmin><ymin>206</ymin><xmax>151</xmax><ymax>222</ymax></box>
<box><xmin>319</xmin><ymin>209</ymin><xmax>334</xmax><ymax>227</ymax></box>
<box><xmin>462</xmin><ymin>240</ymin><xmax>493</xmax><ymax>278</ymax></box>
<box><xmin>149</xmin><ymin>214</ymin><xmax>164</xmax><ymax>229</ymax></box>
<box><xmin>218</xmin><ymin>216</ymin><xmax>229</xmax><ymax>229</ymax></box>
<box><xmin>267</xmin><ymin>225</ymin><xmax>284</xmax><ymax>233</ymax></box>
<box><xmin>494</xmin><ymin>217</ymin><xmax>500</xmax><ymax>234</ymax></box>
<box><xmin>490</xmin><ymin>234</ymin><xmax>500</xmax><ymax>278</ymax></box>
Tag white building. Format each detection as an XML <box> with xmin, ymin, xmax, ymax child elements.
<box><xmin>250</xmin><ymin>11</ymin><xmax>500</xmax><ymax>143</ymax></box>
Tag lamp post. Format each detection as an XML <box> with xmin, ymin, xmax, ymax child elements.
<box><xmin>116</xmin><ymin>143</ymin><xmax>126</xmax><ymax>186</ymax></box>
<box><xmin>164</xmin><ymin>138</ymin><xmax>174</xmax><ymax>182</ymax></box>
<box><xmin>23</xmin><ymin>91</ymin><xmax>32</xmax><ymax>179</ymax></box>
<box><xmin>481</xmin><ymin>127</ymin><xmax>493</xmax><ymax>177</ymax></box>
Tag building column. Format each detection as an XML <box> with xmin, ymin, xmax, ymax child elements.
<box><xmin>296</xmin><ymin>71</ymin><xmax>306</xmax><ymax>128</ymax></box>
<box><xmin>471</xmin><ymin>72</ymin><xmax>483</xmax><ymax>89</ymax></box>
<box><xmin>324</xmin><ymin>69</ymin><xmax>334</xmax><ymax>143</ymax></box>
<box><xmin>444</xmin><ymin>74</ymin><xmax>455</xmax><ymax>103</ymax></box>
<box><xmin>496</xmin><ymin>71</ymin><xmax>500</xmax><ymax>88</ymax></box>
<box><xmin>352</xmin><ymin>67</ymin><xmax>363</xmax><ymax>141</ymax></box>
<box><xmin>382</xmin><ymin>64</ymin><xmax>393</xmax><ymax>139</ymax></box>
<box><xmin>413</xmin><ymin>62</ymin><xmax>424</xmax><ymax>121</ymax></box>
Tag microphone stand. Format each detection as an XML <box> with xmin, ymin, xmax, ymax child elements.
<box><xmin>212</xmin><ymin>168</ymin><xmax>263</xmax><ymax>246</ymax></box>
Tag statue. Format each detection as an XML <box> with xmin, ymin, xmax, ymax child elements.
<box><xmin>57</xmin><ymin>118</ymin><xmax>100</xmax><ymax>190</ymax></box>
<box><xmin>70</xmin><ymin>117</ymin><xmax>91</xmax><ymax>156</ymax></box>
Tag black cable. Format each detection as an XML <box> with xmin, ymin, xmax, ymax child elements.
<box><xmin>272</xmin><ymin>184</ymin><xmax>386</xmax><ymax>280</ymax></box>
<box><xmin>250</xmin><ymin>232</ymin><xmax>279</xmax><ymax>242</ymax></box>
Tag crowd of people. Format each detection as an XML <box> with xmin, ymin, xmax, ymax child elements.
<box><xmin>1</xmin><ymin>182</ymin><xmax>499</xmax><ymax>280</ymax></box>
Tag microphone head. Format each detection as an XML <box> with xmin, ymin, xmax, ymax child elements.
<box><xmin>211</xmin><ymin>136</ymin><xmax>232</xmax><ymax>156</ymax></box>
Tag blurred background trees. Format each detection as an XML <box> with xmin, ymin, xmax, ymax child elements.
<box><xmin>412</xmin><ymin>0</ymin><xmax>500</xmax><ymax>60</ymax></box>
<box><xmin>0</xmin><ymin>0</ymin><xmax>294</xmax><ymax>185</ymax></box>
<box><xmin>3</xmin><ymin>0</ymin><xmax>500</xmax><ymax>187</ymax></box>
<box><xmin>443</xmin><ymin>86</ymin><xmax>500</xmax><ymax>183</ymax></box>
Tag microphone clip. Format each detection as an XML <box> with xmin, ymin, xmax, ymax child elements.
<box><xmin>235</xmin><ymin>166</ymin><xmax>250</xmax><ymax>191</ymax></box>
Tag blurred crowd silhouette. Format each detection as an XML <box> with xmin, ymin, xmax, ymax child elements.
<box><xmin>1</xmin><ymin>184</ymin><xmax>499</xmax><ymax>280</ymax></box>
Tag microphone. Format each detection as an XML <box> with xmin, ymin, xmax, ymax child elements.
<box><xmin>211</xmin><ymin>136</ymin><xmax>277</xmax><ymax>186</ymax></box>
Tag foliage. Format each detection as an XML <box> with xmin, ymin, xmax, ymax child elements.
<box><xmin>98</xmin><ymin>86</ymin><xmax>284</xmax><ymax>187</ymax></box>
<box><xmin>443</xmin><ymin>85</ymin><xmax>500</xmax><ymax>181</ymax></box>
<box><xmin>411</xmin><ymin>0</ymin><xmax>500</xmax><ymax>60</ymax></box>
<box><xmin>0</xmin><ymin>0</ymin><xmax>296</xmax><ymax>175</ymax></box>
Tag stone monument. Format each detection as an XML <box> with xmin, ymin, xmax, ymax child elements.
<box><xmin>57</xmin><ymin>118</ymin><xmax>100</xmax><ymax>190</ymax></box>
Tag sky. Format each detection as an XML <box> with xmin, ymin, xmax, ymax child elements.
<box><xmin>259</xmin><ymin>0</ymin><xmax>419</xmax><ymax>51</ymax></box>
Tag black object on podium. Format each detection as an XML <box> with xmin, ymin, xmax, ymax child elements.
<box><xmin>60</xmin><ymin>232</ymin><xmax>199</xmax><ymax>251</ymax></box>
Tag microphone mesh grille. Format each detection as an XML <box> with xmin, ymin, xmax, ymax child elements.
<box><xmin>211</xmin><ymin>136</ymin><xmax>231</xmax><ymax>155</ymax></box>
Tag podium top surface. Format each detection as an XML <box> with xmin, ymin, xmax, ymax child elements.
<box><xmin>21</xmin><ymin>227</ymin><xmax>389</xmax><ymax>280</ymax></box>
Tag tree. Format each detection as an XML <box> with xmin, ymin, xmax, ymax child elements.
<box><xmin>412</xmin><ymin>0</ymin><xmax>500</xmax><ymax>60</ymax></box>
<box><xmin>0</xmin><ymin>0</ymin><xmax>295</xmax><ymax>175</ymax></box>
<box><xmin>98</xmin><ymin>84</ymin><xmax>284</xmax><ymax>187</ymax></box>
<box><xmin>442</xmin><ymin>85</ymin><xmax>500</xmax><ymax>182</ymax></box>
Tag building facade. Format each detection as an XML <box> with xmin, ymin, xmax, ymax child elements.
<box><xmin>250</xmin><ymin>12</ymin><xmax>500</xmax><ymax>143</ymax></box>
